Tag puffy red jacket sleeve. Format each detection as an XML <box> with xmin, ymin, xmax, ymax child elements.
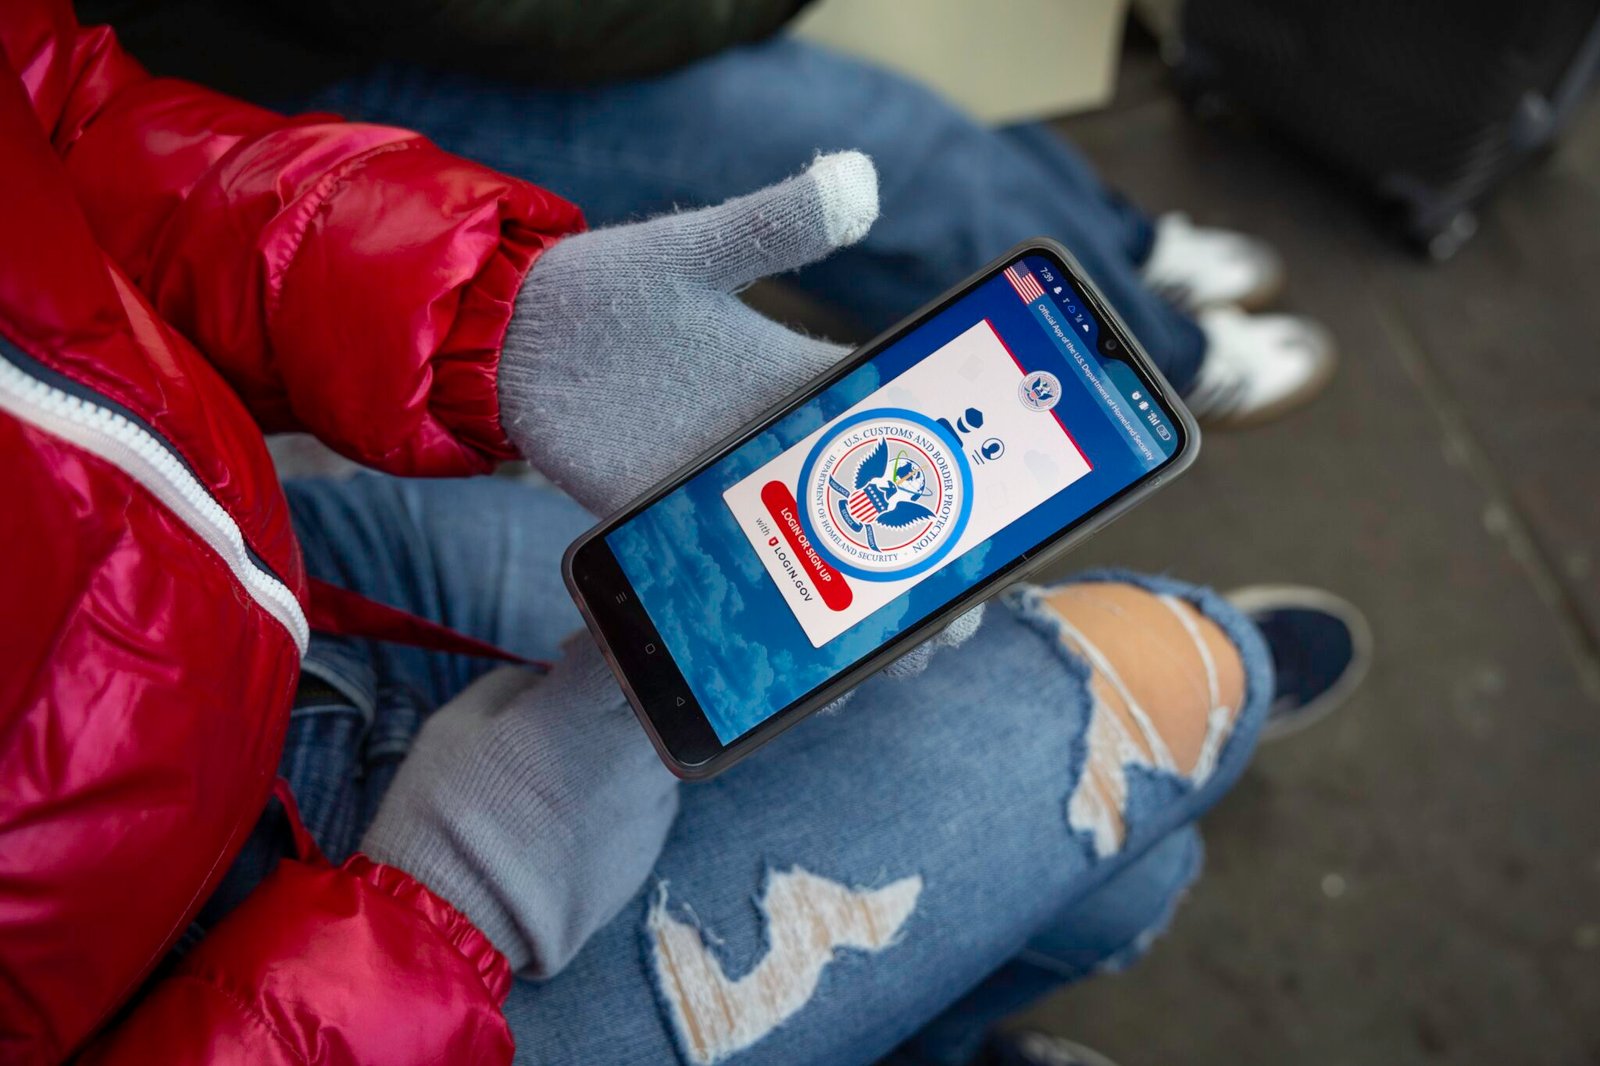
<box><xmin>11</xmin><ymin>0</ymin><xmax>583</xmax><ymax>475</ymax></box>
<box><xmin>79</xmin><ymin>857</ymin><xmax>515</xmax><ymax>1066</ymax></box>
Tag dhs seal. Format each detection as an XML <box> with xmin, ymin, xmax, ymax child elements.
<box><xmin>797</xmin><ymin>408</ymin><xmax>973</xmax><ymax>582</ymax></box>
<box><xmin>1018</xmin><ymin>370</ymin><xmax>1062</xmax><ymax>412</ymax></box>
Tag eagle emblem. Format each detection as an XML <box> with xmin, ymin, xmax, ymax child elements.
<box><xmin>797</xmin><ymin>408</ymin><xmax>972</xmax><ymax>582</ymax></box>
<box><xmin>827</xmin><ymin>439</ymin><xmax>936</xmax><ymax>552</ymax></box>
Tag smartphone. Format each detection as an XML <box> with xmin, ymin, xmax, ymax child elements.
<box><xmin>563</xmin><ymin>239</ymin><xmax>1198</xmax><ymax>778</ymax></box>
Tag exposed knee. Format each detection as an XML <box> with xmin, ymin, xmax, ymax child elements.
<box><xmin>1039</xmin><ymin>581</ymin><xmax>1246</xmax><ymax>855</ymax></box>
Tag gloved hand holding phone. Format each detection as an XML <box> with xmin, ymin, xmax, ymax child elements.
<box><xmin>365</xmin><ymin>153</ymin><xmax>983</xmax><ymax>976</ymax></box>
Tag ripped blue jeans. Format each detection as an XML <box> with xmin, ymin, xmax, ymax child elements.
<box><xmin>231</xmin><ymin>474</ymin><xmax>1268</xmax><ymax>1065</ymax></box>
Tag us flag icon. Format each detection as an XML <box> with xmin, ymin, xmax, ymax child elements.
<box><xmin>1004</xmin><ymin>264</ymin><xmax>1046</xmax><ymax>303</ymax></box>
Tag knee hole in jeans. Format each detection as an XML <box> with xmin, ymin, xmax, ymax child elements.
<box><xmin>1040</xmin><ymin>581</ymin><xmax>1245</xmax><ymax>856</ymax></box>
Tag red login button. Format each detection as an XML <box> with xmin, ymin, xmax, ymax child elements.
<box><xmin>759</xmin><ymin>481</ymin><xmax>853</xmax><ymax>612</ymax></box>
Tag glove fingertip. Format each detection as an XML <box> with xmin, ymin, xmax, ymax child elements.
<box><xmin>939</xmin><ymin>603</ymin><xmax>987</xmax><ymax>648</ymax></box>
<box><xmin>882</xmin><ymin>644</ymin><xmax>932</xmax><ymax>680</ymax></box>
<box><xmin>808</xmin><ymin>151</ymin><xmax>880</xmax><ymax>249</ymax></box>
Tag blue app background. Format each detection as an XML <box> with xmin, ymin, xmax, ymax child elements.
<box><xmin>608</xmin><ymin>257</ymin><xmax>1177</xmax><ymax>744</ymax></box>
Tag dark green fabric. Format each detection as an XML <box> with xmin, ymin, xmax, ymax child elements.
<box><xmin>85</xmin><ymin>0</ymin><xmax>813</xmax><ymax>91</ymax></box>
<box><xmin>82</xmin><ymin>0</ymin><xmax>373</xmax><ymax>100</ymax></box>
<box><xmin>326</xmin><ymin>0</ymin><xmax>816</xmax><ymax>84</ymax></box>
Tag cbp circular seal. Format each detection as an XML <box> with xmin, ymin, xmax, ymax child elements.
<box><xmin>796</xmin><ymin>408</ymin><xmax>973</xmax><ymax>582</ymax></box>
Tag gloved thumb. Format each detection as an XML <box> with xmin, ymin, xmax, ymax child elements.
<box><xmin>640</xmin><ymin>151</ymin><xmax>880</xmax><ymax>293</ymax></box>
<box><xmin>882</xmin><ymin>604</ymin><xmax>988</xmax><ymax>680</ymax></box>
<box><xmin>821</xmin><ymin>602</ymin><xmax>990</xmax><ymax>717</ymax></box>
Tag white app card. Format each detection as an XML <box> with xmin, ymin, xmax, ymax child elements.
<box><xmin>722</xmin><ymin>319</ymin><xmax>1092</xmax><ymax>647</ymax></box>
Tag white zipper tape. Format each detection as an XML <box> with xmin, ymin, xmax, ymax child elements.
<box><xmin>0</xmin><ymin>349</ymin><xmax>309</xmax><ymax>655</ymax></box>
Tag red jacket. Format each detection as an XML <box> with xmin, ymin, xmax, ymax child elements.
<box><xmin>0</xmin><ymin>3</ymin><xmax>584</xmax><ymax>1061</ymax></box>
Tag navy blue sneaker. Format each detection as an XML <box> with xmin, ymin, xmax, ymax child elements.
<box><xmin>1226</xmin><ymin>585</ymin><xmax>1373</xmax><ymax>741</ymax></box>
<box><xmin>980</xmin><ymin>1030</ymin><xmax>1123</xmax><ymax>1066</ymax></box>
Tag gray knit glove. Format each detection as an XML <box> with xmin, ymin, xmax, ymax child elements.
<box><xmin>498</xmin><ymin>151</ymin><xmax>877</xmax><ymax>519</ymax></box>
<box><xmin>498</xmin><ymin>149</ymin><xmax>983</xmax><ymax>672</ymax></box>
<box><xmin>365</xmin><ymin>154</ymin><xmax>980</xmax><ymax>978</ymax></box>
<box><xmin>363</xmin><ymin>639</ymin><xmax>663</xmax><ymax>977</ymax></box>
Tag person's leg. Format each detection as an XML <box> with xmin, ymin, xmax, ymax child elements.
<box><xmin>884</xmin><ymin>579</ymin><xmax>1251</xmax><ymax>1064</ymax></box>
<box><xmin>301</xmin><ymin>39</ymin><xmax>1207</xmax><ymax>391</ymax></box>
<box><xmin>190</xmin><ymin>472</ymin><xmax>595</xmax><ymax>932</ymax></box>
<box><xmin>881</xmin><ymin>825</ymin><xmax>1204</xmax><ymax>1066</ymax></box>
<box><xmin>284</xmin><ymin>474</ymin><xmax>591</xmax><ymax>697</ymax></box>
<box><xmin>996</xmin><ymin>123</ymin><xmax>1158</xmax><ymax>267</ymax></box>
<box><xmin>500</xmin><ymin>572</ymin><xmax>1268</xmax><ymax>1065</ymax></box>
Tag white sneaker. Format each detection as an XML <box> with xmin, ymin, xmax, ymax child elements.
<box><xmin>1142</xmin><ymin>211</ymin><xmax>1286</xmax><ymax>312</ymax></box>
<box><xmin>1187</xmin><ymin>307</ymin><xmax>1337</xmax><ymax>428</ymax></box>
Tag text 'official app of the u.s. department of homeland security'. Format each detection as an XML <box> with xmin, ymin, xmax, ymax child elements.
<box><xmin>722</xmin><ymin>319</ymin><xmax>1094</xmax><ymax>648</ymax></box>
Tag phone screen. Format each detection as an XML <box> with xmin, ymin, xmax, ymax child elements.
<box><xmin>603</xmin><ymin>251</ymin><xmax>1183</xmax><ymax>747</ymax></box>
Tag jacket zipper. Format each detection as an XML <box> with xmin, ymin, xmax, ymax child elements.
<box><xmin>0</xmin><ymin>340</ymin><xmax>308</xmax><ymax>654</ymax></box>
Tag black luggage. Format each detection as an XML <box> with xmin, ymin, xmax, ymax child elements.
<box><xmin>1177</xmin><ymin>0</ymin><xmax>1600</xmax><ymax>257</ymax></box>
